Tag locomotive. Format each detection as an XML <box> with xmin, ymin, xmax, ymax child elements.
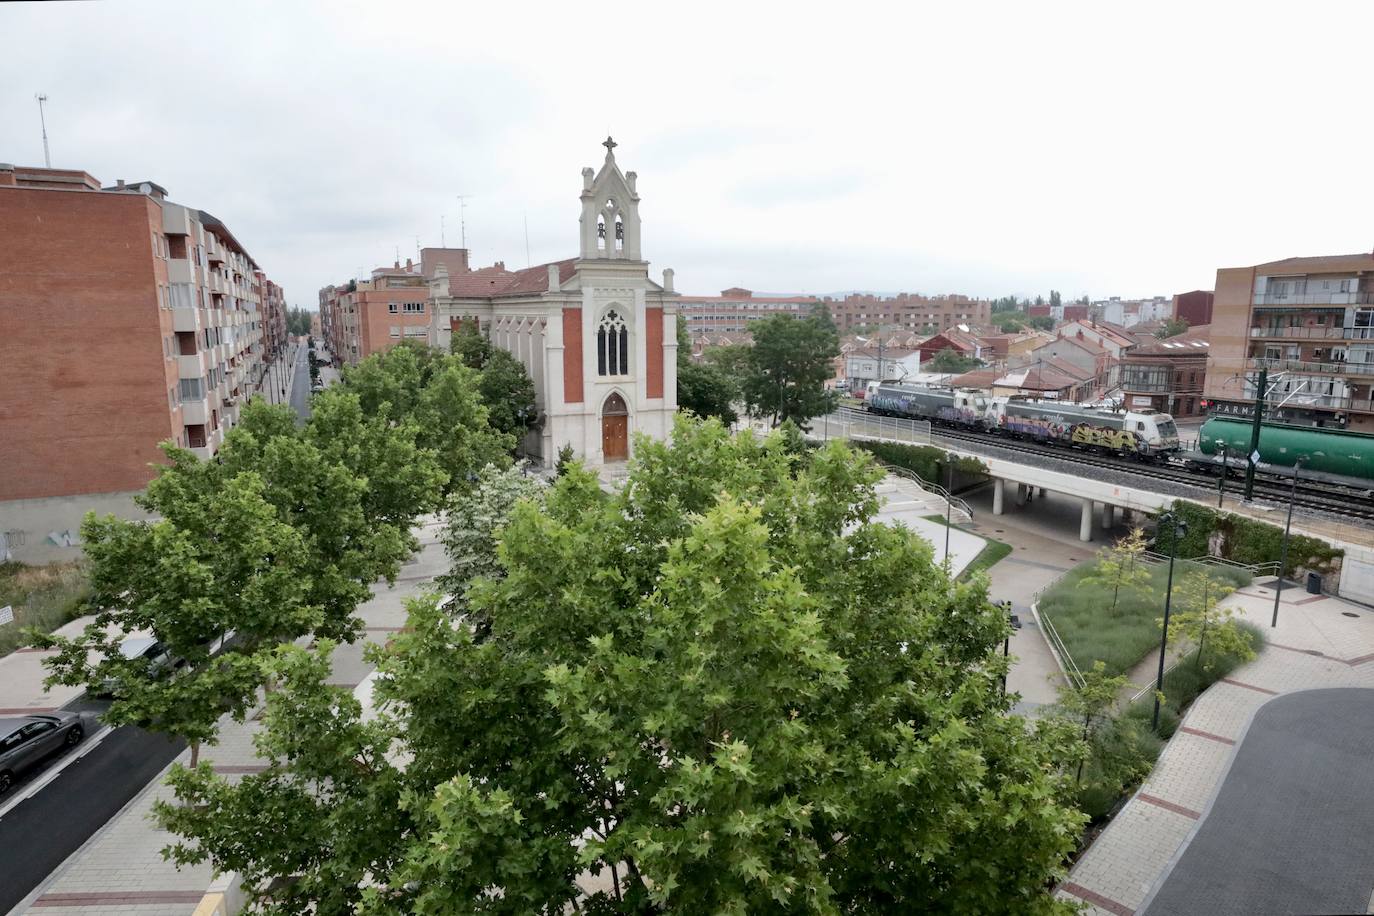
<box><xmin>861</xmin><ymin>383</ymin><xmax>1181</xmax><ymax>459</ymax></box>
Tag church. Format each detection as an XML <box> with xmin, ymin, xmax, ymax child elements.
<box><xmin>427</xmin><ymin>139</ymin><xmax>679</xmax><ymax>468</ymax></box>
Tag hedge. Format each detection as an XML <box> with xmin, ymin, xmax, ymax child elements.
<box><xmin>1154</xmin><ymin>501</ymin><xmax>1343</xmax><ymax>578</ymax></box>
<box><xmin>850</xmin><ymin>440</ymin><xmax>987</xmax><ymax>488</ymax></box>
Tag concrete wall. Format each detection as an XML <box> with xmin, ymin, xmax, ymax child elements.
<box><xmin>0</xmin><ymin>490</ymin><xmax>149</xmax><ymax>564</ymax></box>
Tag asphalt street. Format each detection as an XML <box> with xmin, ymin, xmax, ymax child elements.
<box><xmin>290</xmin><ymin>345</ymin><xmax>311</xmax><ymax>421</ymax></box>
<box><xmin>1141</xmin><ymin>687</ymin><xmax>1374</xmax><ymax>916</ymax></box>
<box><xmin>0</xmin><ymin>723</ymin><xmax>185</xmax><ymax>913</ymax></box>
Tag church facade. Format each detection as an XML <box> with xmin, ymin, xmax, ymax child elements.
<box><xmin>428</xmin><ymin>139</ymin><xmax>679</xmax><ymax>468</ymax></box>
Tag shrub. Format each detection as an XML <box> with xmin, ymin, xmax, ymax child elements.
<box><xmin>1154</xmin><ymin>502</ymin><xmax>1343</xmax><ymax>578</ymax></box>
<box><xmin>851</xmin><ymin>440</ymin><xmax>987</xmax><ymax>487</ymax></box>
<box><xmin>1039</xmin><ymin>559</ymin><xmax>1249</xmax><ymax>677</ymax></box>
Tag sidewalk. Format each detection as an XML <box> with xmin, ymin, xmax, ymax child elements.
<box><xmin>11</xmin><ymin>516</ymin><xmax>448</xmax><ymax>915</ymax></box>
<box><xmin>1058</xmin><ymin>582</ymin><xmax>1374</xmax><ymax>915</ymax></box>
<box><xmin>0</xmin><ymin>617</ymin><xmax>95</xmax><ymax>716</ymax></box>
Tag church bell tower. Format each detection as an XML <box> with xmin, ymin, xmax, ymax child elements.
<box><xmin>579</xmin><ymin>136</ymin><xmax>642</xmax><ymax>261</ymax></box>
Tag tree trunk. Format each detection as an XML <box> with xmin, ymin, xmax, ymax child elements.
<box><xmin>189</xmin><ymin>740</ymin><xmax>200</xmax><ymax>768</ymax></box>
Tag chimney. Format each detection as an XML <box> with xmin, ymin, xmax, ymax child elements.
<box><xmin>547</xmin><ymin>263</ymin><xmax>560</xmax><ymax>292</ymax></box>
<box><xmin>405</xmin><ymin>258</ymin><xmax>413</xmax><ymax>269</ymax></box>
<box><xmin>495</xmin><ymin>261</ymin><xmax>505</xmax><ymax>271</ymax></box>
<box><xmin>663</xmin><ymin>267</ymin><xmax>675</xmax><ymax>292</ymax></box>
<box><xmin>116</xmin><ymin>179</ymin><xmax>125</xmax><ymax>189</ymax></box>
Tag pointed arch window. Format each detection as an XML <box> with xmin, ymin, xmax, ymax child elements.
<box><xmin>598</xmin><ymin>309</ymin><xmax>629</xmax><ymax>376</ymax></box>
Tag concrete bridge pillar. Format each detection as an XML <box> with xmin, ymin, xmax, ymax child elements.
<box><xmin>993</xmin><ymin>478</ymin><xmax>1005</xmax><ymax>515</ymax></box>
<box><xmin>1079</xmin><ymin>497</ymin><xmax>1094</xmax><ymax>542</ymax></box>
<box><xmin>1101</xmin><ymin>503</ymin><xmax>1115</xmax><ymax>530</ymax></box>
<box><xmin>1015</xmin><ymin>482</ymin><xmax>1028</xmax><ymax>507</ymax></box>
<box><xmin>1038</xmin><ymin>487</ymin><xmax>1047</xmax><ymax>498</ymax></box>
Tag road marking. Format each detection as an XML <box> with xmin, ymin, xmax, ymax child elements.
<box><xmin>0</xmin><ymin>725</ymin><xmax>112</xmax><ymax>821</ymax></box>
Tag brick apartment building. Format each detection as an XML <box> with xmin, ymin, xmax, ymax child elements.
<box><xmin>677</xmin><ymin>288</ymin><xmax>819</xmax><ymax>338</ymax></box>
<box><xmin>1203</xmin><ymin>250</ymin><xmax>1374</xmax><ymax>430</ymax></box>
<box><xmin>824</xmin><ymin>291</ymin><xmax>991</xmax><ymax>334</ymax></box>
<box><xmin>1113</xmin><ymin>324</ymin><xmax>1211</xmax><ymax>416</ymax></box>
<box><xmin>1172</xmin><ymin>289</ymin><xmax>1214</xmax><ymax>328</ymax></box>
<box><xmin>0</xmin><ymin>164</ymin><xmax>279</xmax><ymax>563</ymax></box>
<box><xmin>320</xmin><ymin>250</ymin><xmax>470</xmax><ymax>366</ymax></box>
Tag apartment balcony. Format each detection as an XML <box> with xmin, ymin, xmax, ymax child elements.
<box><xmin>167</xmin><ymin>257</ymin><xmax>194</xmax><ymax>285</ymax></box>
<box><xmin>1253</xmin><ymin>291</ymin><xmax>1373</xmax><ymax>306</ymax></box>
<box><xmin>181</xmin><ymin>397</ymin><xmax>210</xmax><ymax>425</ymax></box>
<box><xmin>206</xmin><ymin>240</ymin><xmax>224</xmax><ymax>264</ymax></box>
<box><xmin>1247</xmin><ymin>356</ymin><xmax>1374</xmax><ymax>379</ymax></box>
<box><xmin>172</xmin><ymin>306</ymin><xmax>201</xmax><ymax>333</ymax></box>
<box><xmin>208</xmin><ymin>273</ymin><xmax>225</xmax><ymax>295</ymax></box>
<box><xmin>177</xmin><ymin>352</ymin><xmax>207</xmax><ymax>379</ymax></box>
<box><xmin>1249</xmin><ymin>325</ymin><xmax>1345</xmax><ymax>340</ymax></box>
<box><xmin>163</xmin><ymin>205</ymin><xmax>191</xmax><ymax>236</ymax></box>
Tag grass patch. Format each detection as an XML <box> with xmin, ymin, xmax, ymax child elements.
<box><xmin>0</xmin><ymin>561</ymin><xmax>92</xmax><ymax>658</ymax></box>
<box><xmin>920</xmin><ymin>516</ymin><xmax>1012</xmax><ymax>580</ymax></box>
<box><xmin>1123</xmin><ymin>621</ymin><xmax>1264</xmax><ymax>737</ymax></box>
<box><xmin>1039</xmin><ymin>559</ymin><xmax>1251</xmax><ymax>677</ymax></box>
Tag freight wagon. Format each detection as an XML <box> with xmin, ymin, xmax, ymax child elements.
<box><xmin>1189</xmin><ymin>416</ymin><xmax>1374</xmax><ymax>495</ymax></box>
<box><xmin>865</xmin><ymin>384</ymin><xmax>989</xmax><ymax>429</ymax></box>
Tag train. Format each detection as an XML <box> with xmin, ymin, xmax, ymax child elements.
<box><xmin>1186</xmin><ymin>416</ymin><xmax>1374</xmax><ymax>494</ymax></box>
<box><xmin>863</xmin><ymin>383</ymin><xmax>1182</xmax><ymax>459</ymax></box>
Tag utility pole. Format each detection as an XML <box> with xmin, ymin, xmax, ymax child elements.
<box><xmin>1242</xmin><ymin>367</ymin><xmax>1267</xmax><ymax>501</ymax></box>
<box><xmin>35</xmin><ymin>93</ymin><xmax>51</xmax><ymax>167</ymax></box>
<box><xmin>456</xmin><ymin>195</ymin><xmax>471</xmax><ymax>249</ymax></box>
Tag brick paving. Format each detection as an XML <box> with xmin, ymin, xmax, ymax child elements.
<box><xmin>13</xmin><ymin>517</ymin><xmax>448</xmax><ymax>915</ymax></box>
<box><xmin>1058</xmin><ymin>583</ymin><xmax>1374</xmax><ymax>915</ymax></box>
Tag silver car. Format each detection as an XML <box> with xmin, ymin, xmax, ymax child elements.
<box><xmin>0</xmin><ymin>711</ymin><xmax>94</xmax><ymax>794</ymax></box>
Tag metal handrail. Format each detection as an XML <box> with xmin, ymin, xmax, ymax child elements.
<box><xmin>1039</xmin><ymin>607</ymin><xmax>1085</xmax><ymax>689</ymax></box>
<box><xmin>881</xmin><ymin>463</ymin><xmax>973</xmax><ymax>523</ymax></box>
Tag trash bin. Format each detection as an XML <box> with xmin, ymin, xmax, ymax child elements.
<box><xmin>1306</xmin><ymin>572</ymin><xmax>1322</xmax><ymax>595</ymax></box>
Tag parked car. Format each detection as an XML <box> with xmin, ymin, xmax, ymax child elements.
<box><xmin>97</xmin><ymin>635</ymin><xmax>182</xmax><ymax>697</ymax></box>
<box><xmin>0</xmin><ymin>712</ymin><xmax>95</xmax><ymax>794</ymax></box>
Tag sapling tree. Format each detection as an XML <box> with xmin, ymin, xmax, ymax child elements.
<box><xmin>1079</xmin><ymin>527</ymin><xmax>1152</xmax><ymax>614</ymax></box>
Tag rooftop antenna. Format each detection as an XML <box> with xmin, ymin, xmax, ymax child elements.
<box><xmin>35</xmin><ymin>93</ymin><xmax>51</xmax><ymax>167</ymax></box>
<box><xmin>415</xmin><ymin>236</ymin><xmax>421</xmax><ymax>262</ymax></box>
<box><xmin>440</xmin><ymin>215</ymin><xmax>446</xmax><ymax>247</ymax></box>
<box><xmin>456</xmin><ymin>195</ymin><xmax>471</xmax><ymax>249</ymax></box>
<box><xmin>524</xmin><ymin>212</ymin><xmax>531</xmax><ymax>268</ymax></box>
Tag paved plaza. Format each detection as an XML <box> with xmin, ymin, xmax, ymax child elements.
<box><xmin>1059</xmin><ymin>582</ymin><xmax>1374</xmax><ymax>916</ymax></box>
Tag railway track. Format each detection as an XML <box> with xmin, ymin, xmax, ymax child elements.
<box><xmin>832</xmin><ymin>407</ymin><xmax>1374</xmax><ymax>522</ymax></box>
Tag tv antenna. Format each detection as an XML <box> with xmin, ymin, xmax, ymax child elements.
<box><xmin>456</xmin><ymin>194</ymin><xmax>472</xmax><ymax>249</ymax></box>
<box><xmin>524</xmin><ymin>212</ymin><xmax>531</xmax><ymax>268</ymax></box>
<box><xmin>440</xmin><ymin>214</ymin><xmax>446</xmax><ymax>247</ymax></box>
<box><xmin>35</xmin><ymin>93</ymin><xmax>51</xmax><ymax>167</ymax></box>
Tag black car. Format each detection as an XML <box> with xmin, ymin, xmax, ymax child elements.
<box><xmin>0</xmin><ymin>711</ymin><xmax>96</xmax><ymax>794</ymax></box>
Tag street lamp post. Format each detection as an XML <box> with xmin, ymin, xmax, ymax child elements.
<box><xmin>944</xmin><ymin>460</ymin><xmax>953</xmax><ymax>565</ymax></box>
<box><xmin>1271</xmin><ymin>456</ymin><xmax>1308</xmax><ymax>628</ymax></box>
<box><xmin>1152</xmin><ymin>512</ymin><xmax>1188</xmax><ymax>732</ymax></box>
<box><xmin>1216</xmin><ymin>443</ymin><xmax>1228</xmax><ymax>509</ymax></box>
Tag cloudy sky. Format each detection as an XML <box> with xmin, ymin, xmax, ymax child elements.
<box><xmin>4</xmin><ymin>1</ymin><xmax>1371</xmax><ymax>307</ymax></box>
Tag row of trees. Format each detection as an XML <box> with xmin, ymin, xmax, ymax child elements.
<box><xmin>677</xmin><ymin>304</ymin><xmax>841</xmax><ymax>429</ymax></box>
<box><xmin>150</xmin><ymin>417</ymin><xmax>1091</xmax><ymax>913</ymax></box>
<box><xmin>35</xmin><ymin>341</ymin><xmax>519</xmax><ymax>766</ymax></box>
<box><xmin>286</xmin><ymin>306</ymin><xmax>313</xmax><ymax>337</ymax></box>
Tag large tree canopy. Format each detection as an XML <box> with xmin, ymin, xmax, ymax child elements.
<box><xmin>156</xmin><ymin>416</ymin><xmax>1085</xmax><ymax>914</ymax></box>
<box><xmin>741</xmin><ymin>305</ymin><xmax>840</xmax><ymax>428</ymax></box>
<box><xmin>676</xmin><ymin>315</ymin><xmax>739</xmax><ymax>425</ymax></box>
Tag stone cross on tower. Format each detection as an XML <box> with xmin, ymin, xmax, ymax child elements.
<box><xmin>602</xmin><ymin>135</ymin><xmax>617</xmax><ymax>154</ymax></box>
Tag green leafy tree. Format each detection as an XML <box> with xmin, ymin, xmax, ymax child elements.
<box><xmin>741</xmin><ymin>306</ymin><xmax>840</xmax><ymax>428</ymax></box>
<box><xmin>155</xmin><ymin>417</ymin><xmax>1085</xmax><ymax>914</ymax></box>
<box><xmin>1079</xmin><ymin>527</ymin><xmax>1152</xmax><ymax>614</ymax></box>
<box><xmin>676</xmin><ymin>315</ymin><xmax>739</xmax><ymax>424</ymax></box>
<box><xmin>35</xmin><ymin>462</ymin><xmax>319</xmax><ymax>765</ymax></box>
<box><xmin>1028</xmin><ymin>315</ymin><xmax>1056</xmax><ymax>331</ymax></box>
<box><xmin>923</xmin><ymin>348</ymin><xmax>982</xmax><ymax>374</ymax></box>
<box><xmin>450</xmin><ymin>323</ymin><xmax>539</xmax><ymax>439</ymax></box>
<box><xmin>435</xmin><ymin>463</ymin><xmax>545</xmax><ymax>613</ymax></box>
<box><xmin>286</xmin><ymin>306</ymin><xmax>314</xmax><ymax>337</ymax></box>
<box><xmin>991</xmin><ymin>295</ymin><xmax>1021</xmax><ymax>314</ymax></box>
<box><xmin>702</xmin><ymin>342</ymin><xmax>752</xmax><ymax>388</ymax></box>
<box><xmin>218</xmin><ymin>399</ymin><xmax>413</xmax><ymax>637</ymax></box>
<box><xmin>1056</xmin><ymin>660</ymin><xmax>1127</xmax><ymax>783</ymax></box>
<box><xmin>1049</xmin><ymin>290</ymin><xmax>1062</xmax><ymax>309</ymax></box>
<box><xmin>1162</xmin><ymin>570</ymin><xmax>1251</xmax><ymax>671</ymax></box>
<box><xmin>1155</xmin><ymin>317</ymin><xmax>1190</xmax><ymax>339</ymax></box>
<box><xmin>994</xmin><ymin>313</ymin><xmax>1027</xmax><ymax>332</ymax></box>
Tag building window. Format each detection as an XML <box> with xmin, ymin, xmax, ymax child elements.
<box><xmin>179</xmin><ymin>377</ymin><xmax>204</xmax><ymax>400</ymax></box>
<box><xmin>403</xmin><ymin>302</ymin><xmax>424</xmax><ymax>314</ymax></box>
<box><xmin>404</xmin><ymin>326</ymin><xmax>426</xmax><ymax>337</ymax></box>
<box><xmin>390</xmin><ymin>326</ymin><xmax>401</xmax><ymax>338</ymax></box>
<box><xmin>598</xmin><ymin>309</ymin><xmax>629</xmax><ymax>376</ymax></box>
<box><xmin>388</xmin><ymin>303</ymin><xmax>398</xmax><ymax>314</ymax></box>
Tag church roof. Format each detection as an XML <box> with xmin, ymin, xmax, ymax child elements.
<box><xmin>444</xmin><ymin>258</ymin><xmax>579</xmax><ymax>299</ymax></box>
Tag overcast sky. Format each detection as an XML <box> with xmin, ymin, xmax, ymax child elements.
<box><xmin>4</xmin><ymin>1</ymin><xmax>1372</xmax><ymax>307</ymax></box>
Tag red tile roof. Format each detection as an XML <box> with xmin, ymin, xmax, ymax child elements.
<box><xmin>444</xmin><ymin>258</ymin><xmax>579</xmax><ymax>298</ymax></box>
